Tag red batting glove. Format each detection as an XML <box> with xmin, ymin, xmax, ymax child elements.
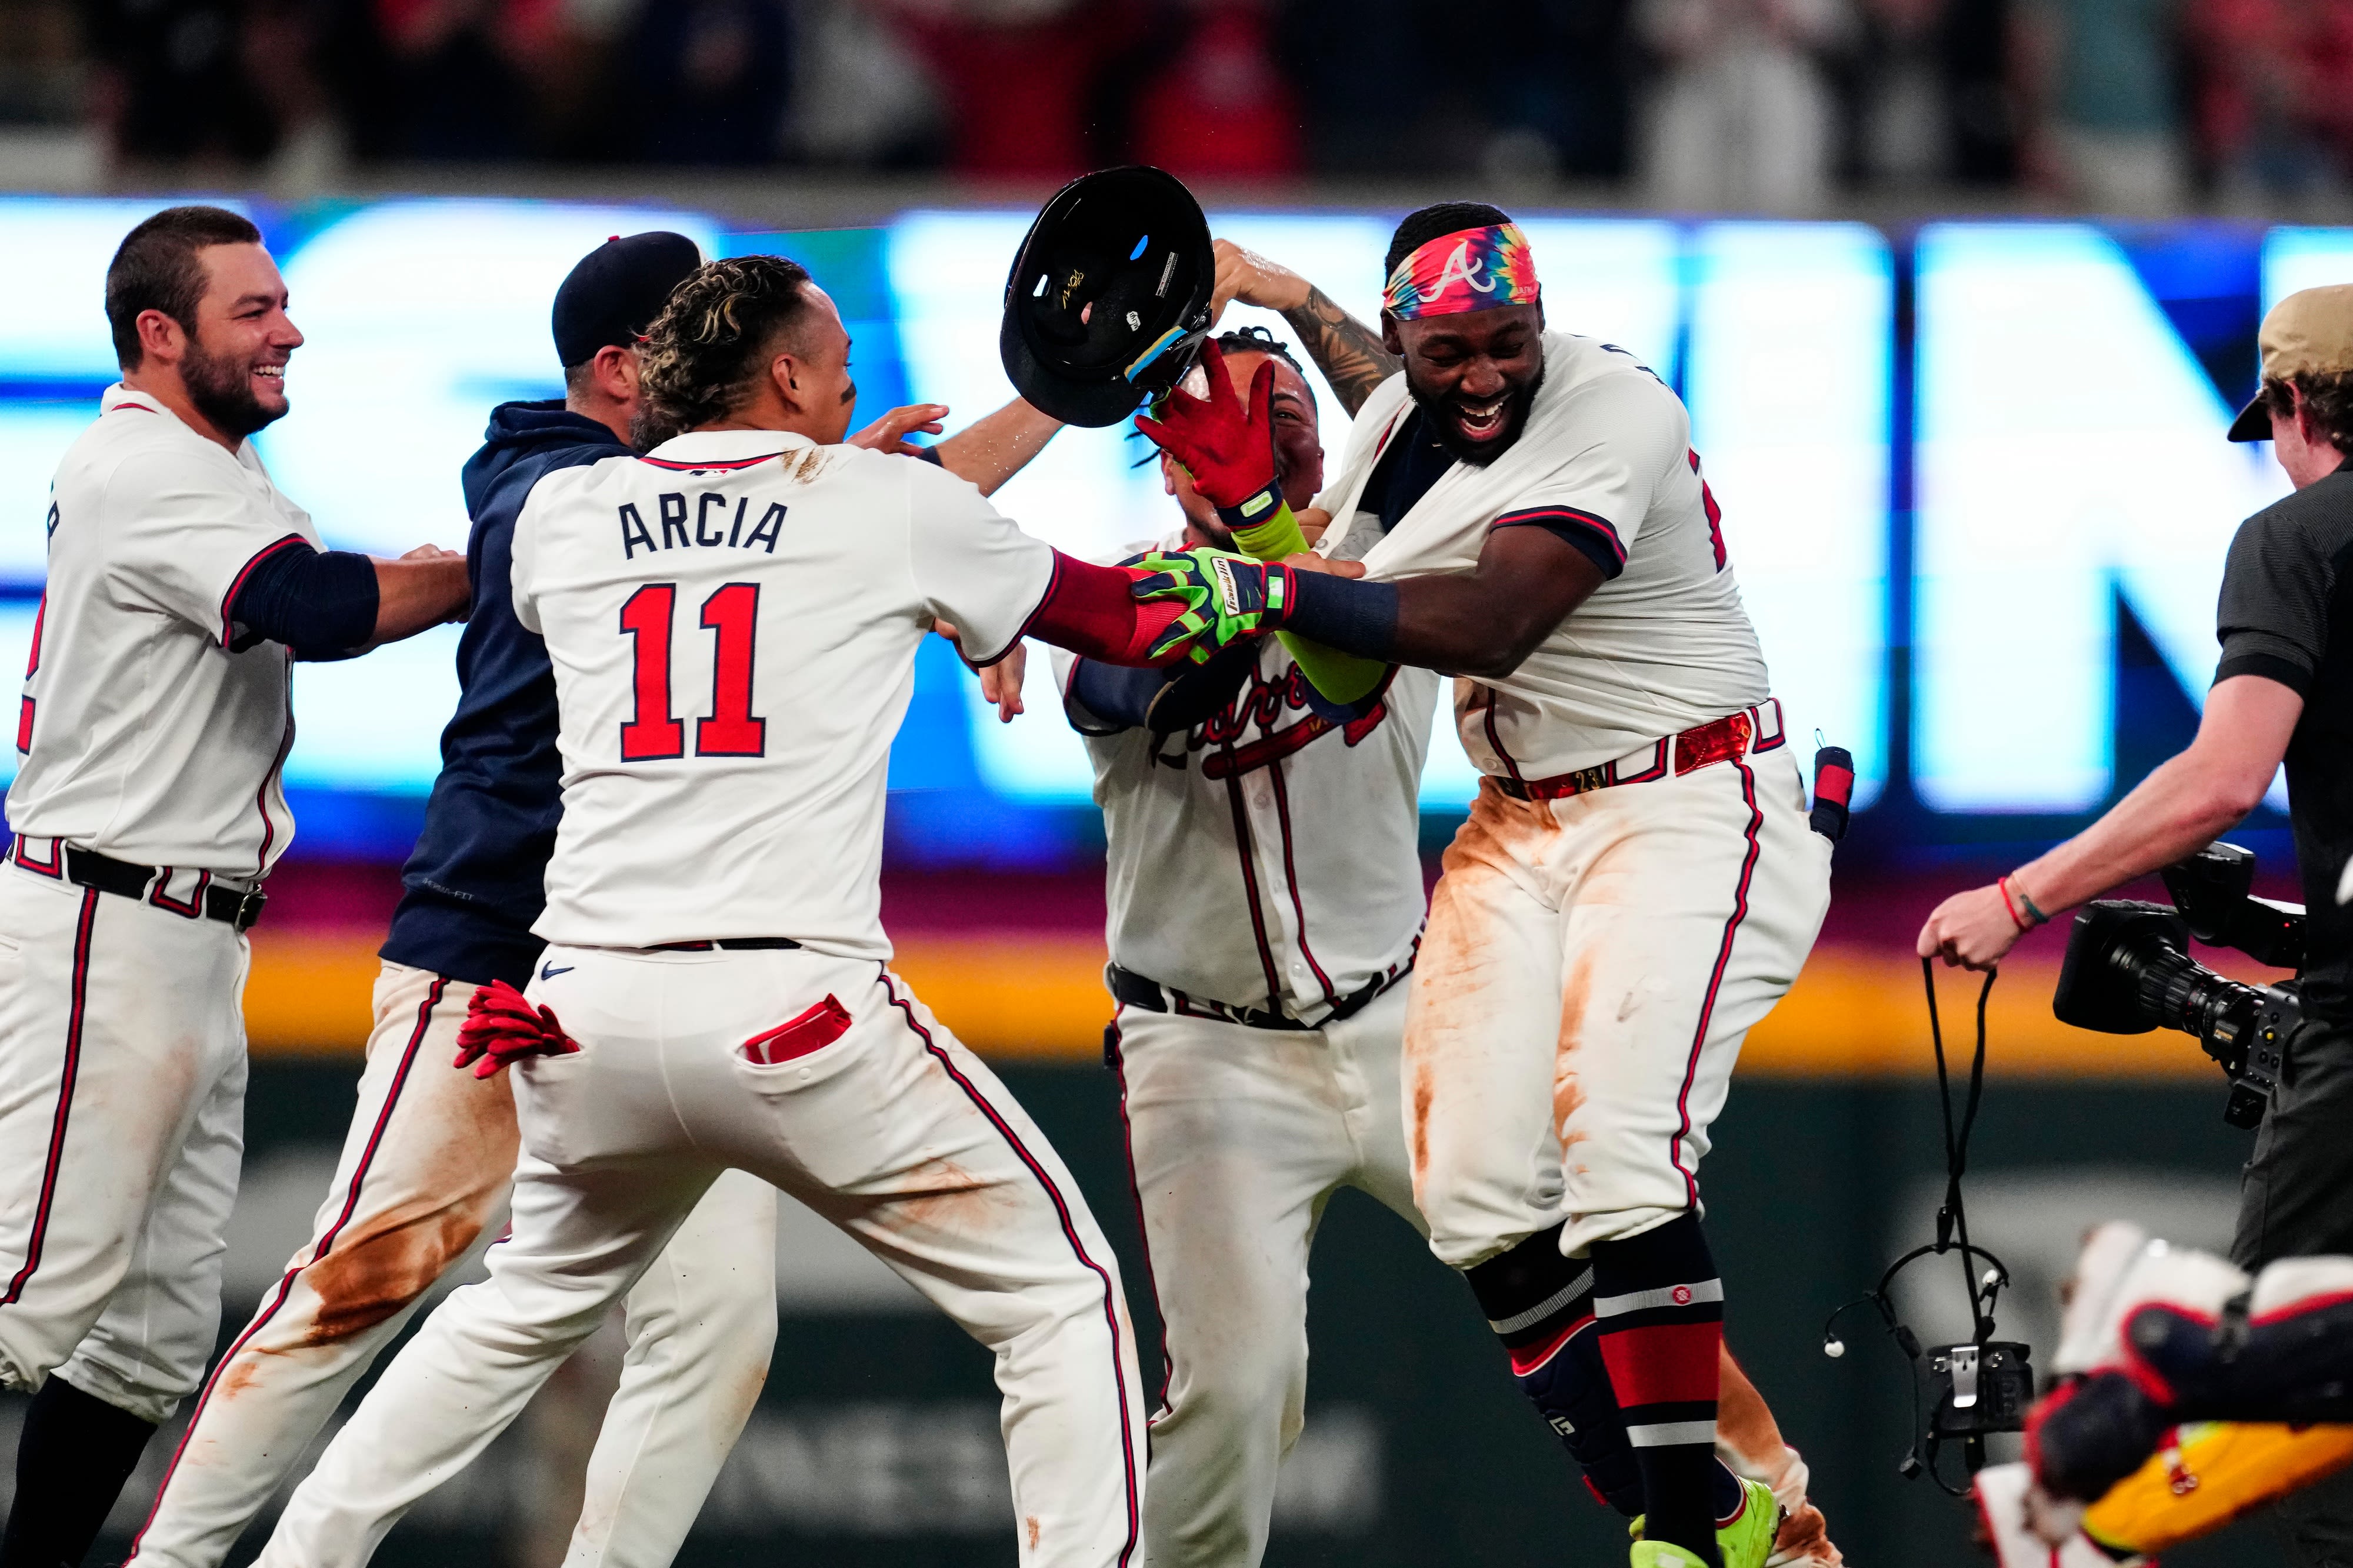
<box><xmin>1133</xmin><ymin>339</ymin><xmax>1280</xmax><ymax>509</ymax></box>
<box><xmin>452</xmin><ymin>978</ymin><xmax>581</xmax><ymax>1079</ymax></box>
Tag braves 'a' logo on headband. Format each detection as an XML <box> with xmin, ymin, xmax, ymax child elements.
<box><xmin>1384</xmin><ymin>223</ymin><xmax>1541</xmax><ymax>320</ymax></box>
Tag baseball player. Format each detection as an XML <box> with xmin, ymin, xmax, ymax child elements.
<box><xmin>1055</xmin><ymin>325</ymin><xmax>1441</xmax><ymax>1567</ymax></box>
<box><xmin>124</xmin><ymin>232</ymin><xmax>1066</xmax><ymax>1568</ymax></box>
<box><xmin>248</xmin><ymin>253</ymin><xmax>1232</xmax><ymax>1567</ymax></box>
<box><xmin>1077</xmin><ymin>324</ymin><xmax>1841</xmax><ymax>1566</ymax></box>
<box><xmin>0</xmin><ymin>205</ymin><xmax>471</xmax><ymax>1567</ymax></box>
<box><xmin>1132</xmin><ymin>204</ymin><xmax>1835</xmax><ymax>1568</ymax></box>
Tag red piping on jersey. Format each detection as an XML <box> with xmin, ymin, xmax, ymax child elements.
<box><xmin>1491</xmin><ymin>505</ymin><xmax>1627</xmax><ymax>571</ymax></box>
<box><xmin>0</xmin><ymin>889</ymin><xmax>98</xmax><ymax>1307</ymax></box>
<box><xmin>1221</xmin><ymin>769</ymin><xmax>1288</xmax><ymax>1009</ymax></box>
<box><xmin>636</xmin><ymin>452</ymin><xmax>782</xmax><ymax>472</ymax></box>
<box><xmin>1688</xmin><ymin>450</ymin><xmax>1728</xmax><ymax>572</ymax></box>
<box><xmin>218</xmin><ymin>533</ymin><xmax>310</xmax><ymax>647</ymax></box>
<box><xmin>1265</xmin><ymin>761</ymin><xmax>1337</xmax><ymax>1007</ymax></box>
<box><xmin>879</xmin><ymin>972</ymin><xmax>1142</xmax><ymax>1567</ymax></box>
<box><xmin>251</xmin><ymin>653</ymin><xmax>295</xmax><ymax>879</ymax></box>
<box><xmin>1670</xmin><ymin>758</ymin><xmax>1764</xmax><ymax>1207</ymax></box>
<box><xmin>133</xmin><ymin>975</ymin><xmax>454</xmax><ymax>1554</ymax></box>
<box><xmin>1481</xmin><ymin>690</ymin><xmax>1528</xmax><ymax>786</ymax></box>
<box><xmin>1104</xmin><ymin>1020</ymin><xmax>1174</xmax><ymax>1416</ymax></box>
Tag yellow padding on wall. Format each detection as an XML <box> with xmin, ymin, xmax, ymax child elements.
<box><xmin>241</xmin><ymin>932</ymin><xmax>2244</xmax><ymax>1076</ymax></box>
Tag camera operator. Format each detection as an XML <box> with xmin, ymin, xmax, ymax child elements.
<box><xmin>1918</xmin><ymin>282</ymin><xmax>2353</xmax><ymax>1562</ymax></box>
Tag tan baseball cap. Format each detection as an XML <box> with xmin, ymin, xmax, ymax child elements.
<box><xmin>2229</xmin><ymin>283</ymin><xmax>2353</xmax><ymax>441</ymax></box>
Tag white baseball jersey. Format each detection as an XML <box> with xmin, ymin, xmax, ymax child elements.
<box><xmin>512</xmin><ymin>428</ymin><xmax>1054</xmax><ymax>954</ymax></box>
<box><xmin>1323</xmin><ymin>333</ymin><xmax>1769</xmax><ymax>780</ymax></box>
<box><xmin>9</xmin><ymin>385</ymin><xmax>315</xmax><ymax>879</ymax></box>
<box><xmin>1056</xmin><ymin>531</ymin><xmax>1436</xmax><ymax>1019</ymax></box>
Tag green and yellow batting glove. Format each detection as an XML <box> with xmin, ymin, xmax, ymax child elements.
<box><xmin>1129</xmin><ymin>548</ymin><xmax>1298</xmax><ymax>665</ymax></box>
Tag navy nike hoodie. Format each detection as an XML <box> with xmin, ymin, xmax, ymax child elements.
<box><xmin>380</xmin><ymin>401</ymin><xmax>626</xmax><ymax>987</ymax></box>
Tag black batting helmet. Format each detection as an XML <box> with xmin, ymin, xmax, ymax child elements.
<box><xmin>999</xmin><ymin>166</ymin><xmax>1215</xmax><ymax>428</ymax></box>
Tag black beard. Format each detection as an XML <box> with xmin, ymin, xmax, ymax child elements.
<box><xmin>181</xmin><ymin>335</ymin><xmax>283</xmax><ymax>440</ymax></box>
<box><xmin>1409</xmin><ymin>360</ymin><xmax>1546</xmax><ymax>468</ymax></box>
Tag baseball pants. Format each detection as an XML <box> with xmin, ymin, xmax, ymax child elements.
<box><xmin>1110</xmin><ymin>980</ymin><xmax>1421</xmax><ymax>1568</ymax></box>
<box><xmin>127</xmin><ymin>960</ymin><xmax>780</xmax><ymax>1568</ymax></box>
<box><xmin>0</xmin><ymin>860</ymin><xmax>247</xmax><ymax>1425</ymax></box>
<box><xmin>258</xmin><ymin>945</ymin><xmax>1146</xmax><ymax>1568</ymax></box>
<box><xmin>1409</xmin><ymin>745</ymin><xmax>1831</xmax><ymax>1265</ymax></box>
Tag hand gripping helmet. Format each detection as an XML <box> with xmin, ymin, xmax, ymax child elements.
<box><xmin>999</xmin><ymin>166</ymin><xmax>1215</xmax><ymax>428</ymax></box>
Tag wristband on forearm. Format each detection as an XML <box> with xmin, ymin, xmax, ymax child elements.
<box><xmin>1279</xmin><ymin>569</ymin><xmax>1401</xmax><ymax>663</ymax></box>
<box><xmin>1225</xmin><ymin>488</ymin><xmax>1309</xmax><ymax>562</ymax></box>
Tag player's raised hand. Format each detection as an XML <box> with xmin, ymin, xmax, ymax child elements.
<box><xmin>849</xmin><ymin>403</ymin><xmax>950</xmax><ymax>457</ymax></box>
<box><xmin>1130</xmin><ymin>548</ymin><xmax>1293</xmax><ymax>663</ymax></box>
<box><xmin>1135</xmin><ymin>341</ymin><xmax>1278</xmax><ymax>509</ymax></box>
<box><xmin>1211</xmin><ymin>239</ymin><xmax>1311</xmax><ymax>325</ymax></box>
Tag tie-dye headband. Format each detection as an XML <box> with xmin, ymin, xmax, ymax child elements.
<box><xmin>1382</xmin><ymin>223</ymin><xmax>1541</xmax><ymax>319</ymax></box>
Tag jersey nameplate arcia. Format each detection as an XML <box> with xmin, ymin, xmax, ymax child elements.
<box><xmin>619</xmin><ymin>490</ymin><xmax>786</xmax><ymax>560</ymax></box>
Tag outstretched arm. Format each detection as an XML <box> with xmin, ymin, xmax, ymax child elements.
<box><xmin>849</xmin><ymin>399</ymin><xmax>1062</xmax><ymax>497</ymax></box>
<box><xmin>1283</xmin><ymin>528</ymin><xmax>1604</xmax><ymax>678</ymax></box>
<box><xmin>1917</xmin><ymin>674</ymin><xmax>2302</xmax><ymax>970</ymax></box>
<box><xmin>1212</xmin><ymin>241</ymin><xmax>1400</xmax><ymax>417</ymax></box>
<box><xmin>933</xmin><ymin>399</ymin><xmax>1062</xmax><ymax>496</ymax></box>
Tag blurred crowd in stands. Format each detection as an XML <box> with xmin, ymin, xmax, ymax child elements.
<box><xmin>8</xmin><ymin>0</ymin><xmax>2353</xmax><ymax>210</ymax></box>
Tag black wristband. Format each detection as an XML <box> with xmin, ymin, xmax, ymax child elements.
<box><xmin>1279</xmin><ymin>570</ymin><xmax>1401</xmax><ymax>661</ymax></box>
<box><xmin>1213</xmin><ymin>477</ymin><xmax>1286</xmax><ymax>534</ymax></box>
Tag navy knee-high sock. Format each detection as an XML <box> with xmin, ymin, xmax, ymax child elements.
<box><xmin>1592</xmin><ymin>1212</ymin><xmax>1727</xmax><ymax>1566</ymax></box>
<box><xmin>1464</xmin><ymin>1222</ymin><xmax>1741</xmax><ymax>1530</ymax></box>
<box><xmin>0</xmin><ymin>1375</ymin><xmax>159</xmax><ymax>1567</ymax></box>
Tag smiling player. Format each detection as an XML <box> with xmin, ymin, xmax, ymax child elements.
<box><xmin>1134</xmin><ymin>204</ymin><xmax>1838</xmax><ymax>1568</ymax></box>
<box><xmin>0</xmin><ymin>205</ymin><xmax>468</xmax><ymax>1566</ymax></box>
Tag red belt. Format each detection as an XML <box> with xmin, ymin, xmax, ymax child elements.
<box><xmin>1492</xmin><ymin>699</ymin><xmax>1782</xmax><ymax>802</ymax></box>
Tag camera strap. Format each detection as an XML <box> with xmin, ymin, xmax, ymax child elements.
<box><xmin>1924</xmin><ymin>957</ymin><xmax>1997</xmax><ymax>1340</ymax></box>
<box><xmin>1821</xmin><ymin>960</ymin><xmax>2026</xmax><ymax>1494</ymax></box>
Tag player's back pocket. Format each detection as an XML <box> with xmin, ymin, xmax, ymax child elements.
<box><xmin>742</xmin><ymin>996</ymin><xmax>852</xmax><ymax>1066</ymax></box>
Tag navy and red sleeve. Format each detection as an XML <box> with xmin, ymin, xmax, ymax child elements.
<box><xmin>1016</xmin><ymin>551</ymin><xmax>1192</xmax><ymax>667</ymax></box>
<box><xmin>225</xmin><ymin>540</ymin><xmax>381</xmax><ymax>659</ymax></box>
<box><xmin>1491</xmin><ymin>505</ymin><xmax>1628</xmax><ymax>581</ymax></box>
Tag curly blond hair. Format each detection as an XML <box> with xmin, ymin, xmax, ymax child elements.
<box><xmin>632</xmin><ymin>255</ymin><xmax>816</xmax><ymax>449</ymax></box>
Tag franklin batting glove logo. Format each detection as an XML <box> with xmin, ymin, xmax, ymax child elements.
<box><xmin>1209</xmin><ymin>554</ymin><xmax>1244</xmax><ymax>615</ymax></box>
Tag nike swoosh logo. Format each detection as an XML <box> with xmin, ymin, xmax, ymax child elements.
<box><xmin>540</xmin><ymin>963</ymin><xmax>575</xmax><ymax>980</ymax></box>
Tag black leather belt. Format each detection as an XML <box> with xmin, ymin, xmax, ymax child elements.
<box><xmin>56</xmin><ymin>844</ymin><xmax>266</xmax><ymax>930</ymax></box>
<box><xmin>650</xmin><ymin>938</ymin><xmax>804</xmax><ymax>952</ymax></box>
<box><xmin>1107</xmin><ymin>961</ymin><xmax>1408</xmax><ymax>1032</ymax></box>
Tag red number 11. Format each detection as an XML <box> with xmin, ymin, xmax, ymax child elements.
<box><xmin>619</xmin><ymin>582</ymin><xmax>766</xmax><ymax>761</ymax></box>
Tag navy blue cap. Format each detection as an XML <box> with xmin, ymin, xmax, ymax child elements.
<box><xmin>552</xmin><ymin>232</ymin><xmax>704</xmax><ymax>369</ymax></box>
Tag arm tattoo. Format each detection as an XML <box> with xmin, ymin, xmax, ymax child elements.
<box><xmin>1280</xmin><ymin>286</ymin><xmax>1401</xmax><ymax>418</ymax></box>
